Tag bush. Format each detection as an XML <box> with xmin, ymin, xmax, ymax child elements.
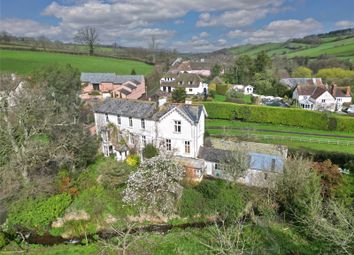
<box><xmin>126</xmin><ymin>155</ymin><xmax>140</xmax><ymax>166</ymax></box>
<box><xmin>216</xmin><ymin>84</ymin><xmax>229</xmax><ymax>95</ymax></box>
<box><xmin>5</xmin><ymin>193</ymin><xmax>72</xmax><ymax>233</ymax></box>
<box><xmin>0</xmin><ymin>232</ymin><xmax>7</xmax><ymax>249</ymax></box>
<box><xmin>143</xmin><ymin>144</ymin><xmax>158</xmax><ymax>159</ymax></box>
<box><xmin>179</xmin><ymin>179</ymin><xmax>244</xmax><ymax>219</ymax></box>
<box><xmin>208</xmin><ymin>82</ymin><xmax>217</xmax><ymax>92</ymax></box>
<box><xmin>195</xmin><ymin>179</ymin><xmax>222</xmax><ymax>199</ymax></box>
<box><xmin>202</xmin><ymin>101</ymin><xmax>354</xmax><ymax>132</ymax></box>
<box><xmin>179</xmin><ymin>188</ymin><xmax>206</xmax><ymax>217</ymax></box>
<box><xmin>209</xmin><ymin>90</ymin><xmax>216</xmax><ymax>98</ymax></box>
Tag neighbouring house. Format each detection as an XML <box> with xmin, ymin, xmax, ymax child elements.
<box><xmin>160</xmin><ymin>72</ymin><xmax>208</xmax><ymax>95</ymax></box>
<box><xmin>330</xmin><ymin>84</ymin><xmax>352</xmax><ymax>111</ymax></box>
<box><xmin>169</xmin><ymin>60</ymin><xmax>212</xmax><ymax>77</ymax></box>
<box><xmin>231</xmin><ymin>84</ymin><xmax>254</xmax><ymax>95</ymax></box>
<box><xmin>199</xmin><ymin>139</ymin><xmax>288</xmax><ymax>187</ymax></box>
<box><xmin>293</xmin><ymin>84</ymin><xmax>352</xmax><ymax>112</ymax></box>
<box><xmin>280</xmin><ymin>78</ymin><xmax>324</xmax><ymax>89</ymax></box>
<box><xmin>80</xmin><ymin>73</ymin><xmax>145</xmax><ymax>100</ymax></box>
<box><xmin>292</xmin><ymin>85</ymin><xmax>336</xmax><ymax>112</ymax></box>
<box><xmin>94</xmin><ymin>98</ymin><xmax>207</xmax><ymax>175</ymax></box>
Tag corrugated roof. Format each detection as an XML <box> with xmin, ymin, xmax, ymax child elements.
<box><xmin>81</xmin><ymin>73</ymin><xmax>143</xmax><ymax>84</ymax></box>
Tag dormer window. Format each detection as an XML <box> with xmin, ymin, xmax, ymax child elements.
<box><xmin>189</xmin><ymin>81</ymin><xmax>193</xmax><ymax>85</ymax></box>
<box><xmin>178</xmin><ymin>81</ymin><xmax>183</xmax><ymax>85</ymax></box>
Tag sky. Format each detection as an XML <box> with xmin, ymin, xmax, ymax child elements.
<box><xmin>1</xmin><ymin>0</ymin><xmax>354</xmax><ymax>53</ymax></box>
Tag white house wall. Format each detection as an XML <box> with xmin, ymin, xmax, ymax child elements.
<box><xmin>157</xmin><ymin>109</ymin><xmax>199</xmax><ymax>158</ymax></box>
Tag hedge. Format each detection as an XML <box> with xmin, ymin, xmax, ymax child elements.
<box><xmin>202</xmin><ymin>102</ymin><xmax>354</xmax><ymax>132</ymax></box>
<box><xmin>216</xmin><ymin>84</ymin><xmax>229</xmax><ymax>95</ymax></box>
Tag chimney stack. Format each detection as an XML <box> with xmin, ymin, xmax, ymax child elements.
<box><xmin>346</xmin><ymin>86</ymin><xmax>351</xmax><ymax>97</ymax></box>
<box><xmin>331</xmin><ymin>83</ymin><xmax>337</xmax><ymax>96</ymax></box>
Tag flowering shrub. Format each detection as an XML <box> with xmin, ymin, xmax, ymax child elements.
<box><xmin>126</xmin><ymin>155</ymin><xmax>140</xmax><ymax>167</ymax></box>
<box><xmin>123</xmin><ymin>155</ymin><xmax>184</xmax><ymax>215</ymax></box>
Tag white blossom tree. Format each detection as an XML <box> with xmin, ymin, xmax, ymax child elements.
<box><xmin>123</xmin><ymin>154</ymin><xmax>184</xmax><ymax>215</ymax></box>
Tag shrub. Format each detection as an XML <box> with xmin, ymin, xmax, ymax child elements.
<box><xmin>0</xmin><ymin>232</ymin><xmax>7</xmax><ymax>249</ymax></box>
<box><xmin>208</xmin><ymin>82</ymin><xmax>217</xmax><ymax>91</ymax></box>
<box><xmin>179</xmin><ymin>188</ymin><xmax>206</xmax><ymax>217</ymax></box>
<box><xmin>143</xmin><ymin>144</ymin><xmax>158</xmax><ymax>159</ymax></box>
<box><xmin>126</xmin><ymin>155</ymin><xmax>140</xmax><ymax>166</ymax></box>
<box><xmin>216</xmin><ymin>84</ymin><xmax>229</xmax><ymax>95</ymax></box>
<box><xmin>5</xmin><ymin>193</ymin><xmax>72</xmax><ymax>233</ymax></box>
<box><xmin>312</xmin><ymin>160</ymin><xmax>342</xmax><ymax>198</ymax></box>
<box><xmin>209</xmin><ymin>90</ymin><xmax>216</xmax><ymax>98</ymax></box>
<box><xmin>172</xmin><ymin>87</ymin><xmax>186</xmax><ymax>103</ymax></box>
<box><xmin>195</xmin><ymin>179</ymin><xmax>222</xmax><ymax>199</ymax></box>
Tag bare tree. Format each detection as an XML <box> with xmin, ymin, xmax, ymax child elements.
<box><xmin>200</xmin><ymin>220</ymin><xmax>254</xmax><ymax>255</ymax></box>
<box><xmin>149</xmin><ymin>35</ymin><xmax>159</xmax><ymax>64</ymax></box>
<box><xmin>99</xmin><ymin>223</ymin><xmax>143</xmax><ymax>255</ymax></box>
<box><xmin>74</xmin><ymin>26</ymin><xmax>99</xmax><ymax>55</ymax></box>
<box><xmin>222</xmin><ymin>149</ymin><xmax>250</xmax><ymax>184</ymax></box>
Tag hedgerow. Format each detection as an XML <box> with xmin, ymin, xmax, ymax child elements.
<box><xmin>202</xmin><ymin>102</ymin><xmax>354</xmax><ymax>132</ymax></box>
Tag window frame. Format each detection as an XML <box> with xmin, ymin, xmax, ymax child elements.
<box><xmin>174</xmin><ymin>120</ymin><xmax>181</xmax><ymax>133</ymax></box>
<box><xmin>184</xmin><ymin>140</ymin><xmax>190</xmax><ymax>154</ymax></box>
<box><xmin>117</xmin><ymin>114</ymin><xmax>121</xmax><ymax>125</ymax></box>
<box><xmin>141</xmin><ymin>118</ymin><xmax>145</xmax><ymax>129</ymax></box>
<box><xmin>166</xmin><ymin>139</ymin><xmax>171</xmax><ymax>151</ymax></box>
<box><xmin>129</xmin><ymin>117</ymin><xmax>133</xmax><ymax>127</ymax></box>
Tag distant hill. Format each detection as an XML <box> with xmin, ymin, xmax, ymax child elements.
<box><xmin>221</xmin><ymin>28</ymin><xmax>354</xmax><ymax>61</ymax></box>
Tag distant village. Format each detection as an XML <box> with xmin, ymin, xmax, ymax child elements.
<box><xmin>72</xmin><ymin>58</ymin><xmax>353</xmax><ymax>187</ymax></box>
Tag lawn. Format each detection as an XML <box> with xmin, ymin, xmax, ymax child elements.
<box><xmin>211</xmin><ymin>93</ymin><xmax>252</xmax><ymax>104</ymax></box>
<box><xmin>206</xmin><ymin>119</ymin><xmax>354</xmax><ymax>155</ymax></box>
<box><xmin>0</xmin><ymin>49</ymin><xmax>153</xmax><ymax>75</ymax></box>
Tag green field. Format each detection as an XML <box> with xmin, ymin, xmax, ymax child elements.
<box><xmin>228</xmin><ymin>34</ymin><xmax>354</xmax><ymax>61</ymax></box>
<box><xmin>206</xmin><ymin>119</ymin><xmax>354</xmax><ymax>155</ymax></box>
<box><xmin>0</xmin><ymin>49</ymin><xmax>153</xmax><ymax>75</ymax></box>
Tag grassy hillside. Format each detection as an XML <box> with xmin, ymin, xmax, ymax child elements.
<box><xmin>0</xmin><ymin>49</ymin><xmax>153</xmax><ymax>75</ymax></box>
<box><xmin>227</xmin><ymin>34</ymin><xmax>354</xmax><ymax>60</ymax></box>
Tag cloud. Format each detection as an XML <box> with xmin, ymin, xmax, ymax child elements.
<box><xmin>228</xmin><ymin>18</ymin><xmax>322</xmax><ymax>44</ymax></box>
<box><xmin>335</xmin><ymin>20</ymin><xmax>354</xmax><ymax>29</ymax></box>
<box><xmin>171</xmin><ymin>32</ymin><xmax>227</xmax><ymax>52</ymax></box>
<box><xmin>0</xmin><ymin>18</ymin><xmax>64</xmax><ymax>39</ymax></box>
<box><xmin>39</xmin><ymin>0</ymin><xmax>284</xmax><ymax>45</ymax></box>
<box><xmin>196</xmin><ymin>9</ymin><xmax>270</xmax><ymax>28</ymax></box>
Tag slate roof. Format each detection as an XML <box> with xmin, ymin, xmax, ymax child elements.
<box><xmin>94</xmin><ymin>98</ymin><xmax>206</xmax><ymax>123</ymax></box>
<box><xmin>160</xmin><ymin>72</ymin><xmax>203</xmax><ymax>88</ymax></box>
<box><xmin>198</xmin><ymin>146</ymin><xmax>231</xmax><ymax>163</ymax></box>
<box><xmin>155</xmin><ymin>104</ymin><xmax>206</xmax><ymax>123</ymax></box>
<box><xmin>94</xmin><ymin>98</ymin><xmax>157</xmax><ymax>119</ymax></box>
<box><xmin>81</xmin><ymin>73</ymin><xmax>143</xmax><ymax>84</ymax></box>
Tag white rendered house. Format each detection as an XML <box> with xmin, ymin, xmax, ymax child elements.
<box><xmin>94</xmin><ymin>98</ymin><xmax>207</xmax><ymax>161</ymax></box>
<box><xmin>160</xmin><ymin>72</ymin><xmax>208</xmax><ymax>96</ymax></box>
<box><xmin>231</xmin><ymin>85</ymin><xmax>254</xmax><ymax>95</ymax></box>
<box><xmin>292</xmin><ymin>85</ymin><xmax>336</xmax><ymax>112</ymax></box>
